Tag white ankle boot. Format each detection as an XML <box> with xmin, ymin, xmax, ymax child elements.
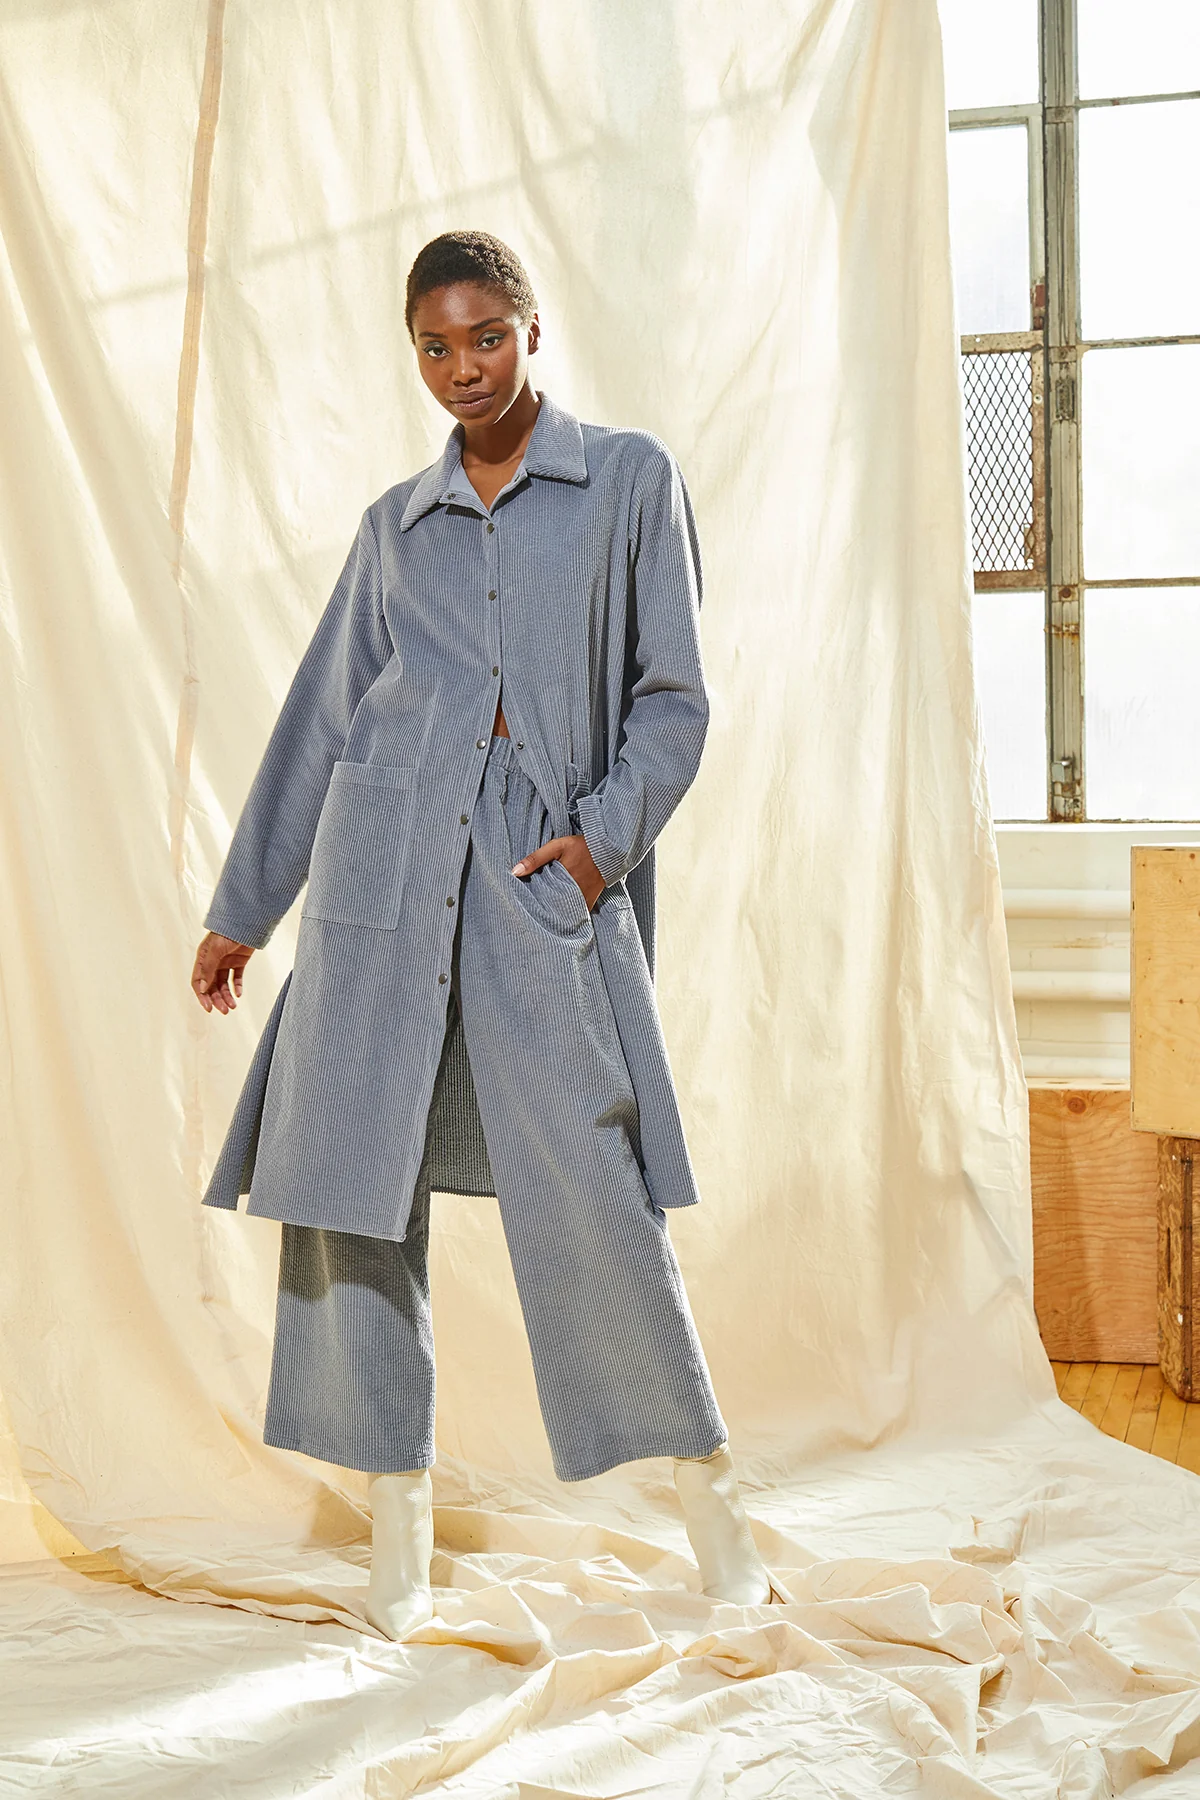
<box><xmin>673</xmin><ymin>1443</ymin><xmax>773</xmax><ymax>1604</ymax></box>
<box><xmin>364</xmin><ymin>1467</ymin><xmax>435</xmax><ymax>1640</ymax></box>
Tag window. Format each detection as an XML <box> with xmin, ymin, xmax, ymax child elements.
<box><xmin>942</xmin><ymin>0</ymin><xmax>1200</xmax><ymax>820</ymax></box>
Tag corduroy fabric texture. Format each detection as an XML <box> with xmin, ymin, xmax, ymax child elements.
<box><xmin>200</xmin><ymin>392</ymin><xmax>709</xmax><ymax>1237</ymax></box>
<box><xmin>262</xmin><ymin>735</ymin><xmax>728</xmax><ymax>1482</ymax></box>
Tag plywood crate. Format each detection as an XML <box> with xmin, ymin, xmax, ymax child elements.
<box><xmin>1131</xmin><ymin>845</ymin><xmax>1200</xmax><ymax>1137</ymax></box>
<box><xmin>1030</xmin><ymin>1088</ymin><xmax>1157</xmax><ymax>1362</ymax></box>
<box><xmin>1158</xmin><ymin>1138</ymin><xmax>1200</xmax><ymax>1399</ymax></box>
<box><xmin>1131</xmin><ymin>847</ymin><xmax>1200</xmax><ymax>1395</ymax></box>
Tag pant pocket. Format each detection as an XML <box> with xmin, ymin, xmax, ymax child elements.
<box><xmin>501</xmin><ymin>775</ymin><xmax>594</xmax><ymax>940</ymax></box>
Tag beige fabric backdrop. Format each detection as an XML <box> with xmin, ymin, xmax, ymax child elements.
<box><xmin>3</xmin><ymin>2</ymin><xmax>1200</xmax><ymax>1793</ymax></box>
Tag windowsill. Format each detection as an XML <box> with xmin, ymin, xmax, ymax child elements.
<box><xmin>990</xmin><ymin>824</ymin><xmax>1200</xmax><ymax>1089</ymax></box>
<box><xmin>996</xmin><ymin>820</ymin><xmax>1200</xmax><ymax>833</ymax></box>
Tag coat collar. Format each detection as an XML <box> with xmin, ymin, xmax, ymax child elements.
<box><xmin>398</xmin><ymin>391</ymin><xmax>587</xmax><ymax>530</ymax></box>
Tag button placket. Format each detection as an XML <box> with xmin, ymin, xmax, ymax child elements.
<box><xmin>487</xmin><ymin>514</ymin><xmax>505</xmax><ymax>748</ymax></box>
<box><xmin>435</xmin><ymin>492</ymin><xmax>493</xmax><ymax>995</ymax></box>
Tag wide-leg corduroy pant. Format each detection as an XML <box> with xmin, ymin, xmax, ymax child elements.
<box><xmin>262</xmin><ymin>733</ymin><xmax>728</xmax><ymax>1482</ymax></box>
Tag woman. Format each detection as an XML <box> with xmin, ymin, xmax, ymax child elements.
<box><xmin>191</xmin><ymin>230</ymin><xmax>775</xmax><ymax>1638</ymax></box>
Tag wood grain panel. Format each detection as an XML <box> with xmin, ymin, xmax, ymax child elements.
<box><xmin>1132</xmin><ymin>846</ymin><xmax>1200</xmax><ymax>1137</ymax></box>
<box><xmin>1157</xmin><ymin>1137</ymin><xmax>1200</xmax><ymax>1400</ymax></box>
<box><xmin>1030</xmin><ymin>1088</ymin><xmax>1158</xmax><ymax>1361</ymax></box>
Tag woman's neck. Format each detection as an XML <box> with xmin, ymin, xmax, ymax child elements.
<box><xmin>460</xmin><ymin>383</ymin><xmax>541</xmax><ymax>475</ymax></box>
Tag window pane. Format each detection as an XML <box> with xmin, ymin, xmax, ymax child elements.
<box><xmin>1079</xmin><ymin>0</ymin><xmax>1200</xmax><ymax>100</ymax></box>
<box><xmin>939</xmin><ymin>0</ymin><xmax>1039</xmax><ymax>110</ymax></box>
<box><xmin>948</xmin><ymin>126</ymin><xmax>1031</xmax><ymax>335</ymax></box>
<box><xmin>1086</xmin><ymin>590</ymin><xmax>1200</xmax><ymax>819</ymax></box>
<box><xmin>963</xmin><ymin>350</ymin><xmax>1043</xmax><ymax>576</ymax></box>
<box><xmin>1080</xmin><ymin>101</ymin><xmax>1200</xmax><ymax>341</ymax></box>
<box><xmin>972</xmin><ymin>593</ymin><xmax>1047</xmax><ymax>820</ymax></box>
<box><xmin>1083</xmin><ymin>346</ymin><xmax>1200</xmax><ymax>579</ymax></box>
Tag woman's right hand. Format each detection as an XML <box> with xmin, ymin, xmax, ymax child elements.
<box><xmin>192</xmin><ymin>932</ymin><xmax>255</xmax><ymax>1014</ymax></box>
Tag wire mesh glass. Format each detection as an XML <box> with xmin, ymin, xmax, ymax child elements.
<box><xmin>963</xmin><ymin>350</ymin><xmax>1042</xmax><ymax>578</ymax></box>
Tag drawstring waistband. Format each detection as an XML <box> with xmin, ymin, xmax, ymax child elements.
<box><xmin>486</xmin><ymin>732</ymin><xmax>518</xmax><ymax>768</ymax></box>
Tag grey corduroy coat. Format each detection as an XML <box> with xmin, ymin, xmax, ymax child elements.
<box><xmin>201</xmin><ymin>392</ymin><xmax>710</xmax><ymax>1240</ymax></box>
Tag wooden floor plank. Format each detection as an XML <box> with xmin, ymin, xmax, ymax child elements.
<box><xmin>1060</xmin><ymin>1362</ymin><xmax>1096</xmax><ymax>1410</ymax></box>
<box><xmin>1081</xmin><ymin>1363</ymin><xmax>1121</xmax><ymax>1427</ymax></box>
<box><xmin>1098</xmin><ymin>1364</ymin><xmax>1143</xmax><ymax>1440</ymax></box>
<box><xmin>1151</xmin><ymin>1385</ymin><xmax>1187</xmax><ymax>1463</ymax></box>
<box><xmin>1177</xmin><ymin>1401</ymin><xmax>1200</xmax><ymax>1475</ymax></box>
<box><xmin>1126</xmin><ymin>1364</ymin><xmax>1164</xmax><ymax>1452</ymax></box>
<box><xmin>1051</xmin><ymin>1358</ymin><xmax>1200</xmax><ymax>1476</ymax></box>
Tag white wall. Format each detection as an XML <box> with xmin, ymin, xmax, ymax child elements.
<box><xmin>998</xmin><ymin>822</ymin><xmax>1200</xmax><ymax>1083</ymax></box>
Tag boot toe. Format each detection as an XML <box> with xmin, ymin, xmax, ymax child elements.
<box><xmin>701</xmin><ymin>1568</ymin><xmax>773</xmax><ymax>1605</ymax></box>
<box><xmin>364</xmin><ymin>1587</ymin><xmax>435</xmax><ymax>1641</ymax></box>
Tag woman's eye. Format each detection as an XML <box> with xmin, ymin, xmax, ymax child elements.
<box><xmin>423</xmin><ymin>345</ymin><xmax>447</xmax><ymax>358</ymax></box>
<box><xmin>479</xmin><ymin>334</ymin><xmax>503</xmax><ymax>348</ymax></box>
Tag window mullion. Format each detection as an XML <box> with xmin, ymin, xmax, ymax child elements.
<box><xmin>1043</xmin><ymin>0</ymin><xmax>1084</xmax><ymax>820</ymax></box>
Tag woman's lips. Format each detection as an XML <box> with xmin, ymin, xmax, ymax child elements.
<box><xmin>452</xmin><ymin>392</ymin><xmax>495</xmax><ymax>412</ymax></box>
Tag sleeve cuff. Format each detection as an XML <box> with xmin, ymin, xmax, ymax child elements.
<box><xmin>574</xmin><ymin>791</ymin><xmax>629</xmax><ymax>887</ymax></box>
<box><xmin>202</xmin><ymin>910</ymin><xmax>276</xmax><ymax>951</ymax></box>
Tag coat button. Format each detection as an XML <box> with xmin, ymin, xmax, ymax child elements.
<box><xmin>517</xmin><ymin>740</ymin><xmax>524</xmax><ymax>749</ymax></box>
<box><xmin>446</xmin><ymin>895</ymin><xmax>455</xmax><ymax>906</ymax></box>
<box><xmin>488</xmin><ymin>590</ymin><xmax>497</xmax><ymax>600</ymax></box>
<box><xmin>460</xmin><ymin>813</ymin><xmax>469</xmax><ymax>824</ymax></box>
<box><xmin>476</xmin><ymin>738</ymin><xmax>486</xmax><ymax>748</ymax></box>
<box><xmin>486</xmin><ymin>522</ymin><xmax>495</xmax><ymax>534</ymax></box>
<box><xmin>438</xmin><ymin>972</ymin><xmax>448</xmax><ymax>984</ymax></box>
<box><xmin>493</xmin><ymin>665</ymin><xmax>500</xmax><ymax>676</ymax></box>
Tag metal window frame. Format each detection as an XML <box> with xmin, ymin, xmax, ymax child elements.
<box><xmin>952</xmin><ymin>0</ymin><xmax>1200</xmax><ymax>822</ymax></box>
<box><xmin>1042</xmin><ymin>0</ymin><xmax>1081</xmax><ymax>819</ymax></box>
<box><xmin>950</xmin><ymin>106</ymin><xmax>1048</xmax><ymax>614</ymax></box>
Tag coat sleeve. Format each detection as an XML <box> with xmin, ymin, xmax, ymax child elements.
<box><xmin>573</xmin><ymin>446</ymin><xmax>709</xmax><ymax>887</ymax></box>
<box><xmin>202</xmin><ymin>507</ymin><xmax>392</xmax><ymax>949</ymax></box>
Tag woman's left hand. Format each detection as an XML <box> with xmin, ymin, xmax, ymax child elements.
<box><xmin>512</xmin><ymin>834</ymin><xmax>605</xmax><ymax>910</ymax></box>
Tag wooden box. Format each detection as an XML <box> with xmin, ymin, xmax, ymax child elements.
<box><xmin>1030</xmin><ymin>1088</ymin><xmax>1158</xmax><ymax>1362</ymax></box>
<box><xmin>1131</xmin><ymin>845</ymin><xmax>1200</xmax><ymax>1137</ymax></box>
<box><xmin>1158</xmin><ymin>1138</ymin><xmax>1200</xmax><ymax>1400</ymax></box>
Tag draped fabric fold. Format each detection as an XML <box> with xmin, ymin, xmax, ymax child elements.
<box><xmin>2</xmin><ymin>1</ymin><xmax>1198</xmax><ymax>1792</ymax></box>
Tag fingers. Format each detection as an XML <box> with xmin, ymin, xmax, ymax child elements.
<box><xmin>192</xmin><ymin>933</ymin><xmax>252</xmax><ymax>1014</ymax></box>
<box><xmin>194</xmin><ymin>959</ymin><xmax>234</xmax><ymax>1014</ymax></box>
<box><xmin>192</xmin><ymin>952</ymin><xmax>214</xmax><ymax>1013</ymax></box>
<box><xmin>511</xmin><ymin>836</ymin><xmax>605</xmax><ymax>912</ymax></box>
<box><xmin>212</xmin><ymin>965</ymin><xmax>238</xmax><ymax>1012</ymax></box>
<box><xmin>511</xmin><ymin>837</ymin><xmax>568</xmax><ymax>877</ymax></box>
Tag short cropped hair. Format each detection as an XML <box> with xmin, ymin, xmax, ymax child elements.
<box><xmin>405</xmin><ymin>231</ymin><xmax>537</xmax><ymax>340</ymax></box>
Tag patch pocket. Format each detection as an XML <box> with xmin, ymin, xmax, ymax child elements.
<box><xmin>301</xmin><ymin>761</ymin><xmax>418</xmax><ymax>929</ymax></box>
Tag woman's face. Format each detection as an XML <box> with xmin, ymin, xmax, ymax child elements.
<box><xmin>411</xmin><ymin>281</ymin><xmax>539</xmax><ymax>428</ymax></box>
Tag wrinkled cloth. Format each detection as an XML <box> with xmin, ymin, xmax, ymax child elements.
<box><xmin>7</xmin><ymin>1410</ymin><xmax>1200</xmax><ymax>1797</ymax></box>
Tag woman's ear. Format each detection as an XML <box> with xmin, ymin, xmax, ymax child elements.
<box><xmin>526</xmin><ymin>312</ymin><xmax>541</xmax><ymax>356</ymax></box>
